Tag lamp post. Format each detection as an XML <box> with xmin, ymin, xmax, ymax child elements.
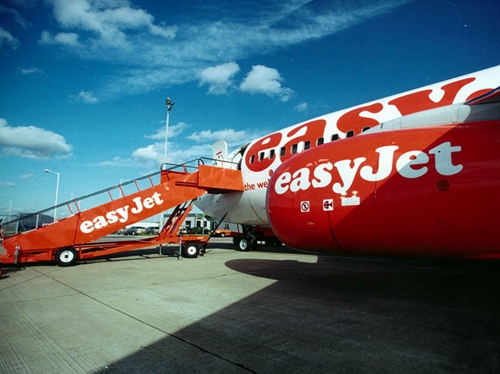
<box><xmin>164</xmin><ymin>97</ymin><xmax>175</xmax><ymax>163</ymax></box>
<box><xmin>44</xmin><ymin>169</ymin><xmax>60</xmax><ymax>222</ymax></box>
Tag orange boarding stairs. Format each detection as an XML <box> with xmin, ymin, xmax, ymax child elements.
<box><xmin>0</xmin><ymin>160</ymin><xmax>243</xmax><ymax>267</ymax></box>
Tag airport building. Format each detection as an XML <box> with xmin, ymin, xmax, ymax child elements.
<box><xmin>130</xmin><ymin>213</ymin><xmax>213</xmax><ymax>234</ymax></box>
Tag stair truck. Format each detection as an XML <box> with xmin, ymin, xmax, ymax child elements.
<box><xmin>0</xmin><ymin>159</ymin><xmax>243</xmax><ymax>273</ymax></box>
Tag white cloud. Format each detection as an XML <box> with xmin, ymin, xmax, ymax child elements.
<box><xmin>20</xmin><ymin>67</ymin><xmax>44</xmax><ymax>75</ymax></box>
<box><xmin>166</xmin><ymin>144</ymin><xmax>211</xmax><ymax>163</ymax></box>
<box><xmin>99</xmin><ymin>121</ymin><xmax>209</xmax><ymax>168</ymax></box>
<box><xmin>19</xmin><ymin>173</ymin><xmax>35</xmax><ymax>179</ymax></box>
<box><xmin>0</xmin><ymin>26</ymin><xmax>19</xmax><ymax>49</ymax></box>
<box><xmin>131</xmin><ymin>142</ymin><xmax>210</xmax><ymax>167</ymax></box>
<box><xmin>0</xmin><ymin>182</ymin><xmax>16</xmax><ymax>188</ymax></box>
<box><xmin>47</xmin><ymin>0</ymin><xmax>176</xmax><ymax>48</ymax></box>
<box><xmin>71</xmin><ymin>90</ymin><xmax>99</xmax><ymax>103</ymax></box>
<box><xmin>187</xmin><ymin>128</ymin><xmax>251</xmax><ymax>144</ymax></box>
<box><xmin>132</xmin><ymin>143</ymin><xmax>162</xmax><ymax>164</ymax></box>
<box><xmin>37</xmin><ymin>0</ymin><xmax>411</xmax><ymax>98</ymax></box>
<box><xmin>95</xmin><ymin>156</ymin><xmax>134</xmax><ymax>167</ymax></box>
<box><xmin>198</xmin><ymin>62</ymin><xmax>241</xmax><ymax>95</ymax></box>
<box><xmin>92</xmin><ymin>157</ymin><xmax>135</xmax><ymax>167</ymax></box>
<box><xmin>0</xmin><ymin>4</ymin><xmax>28</xmax><ymax>29</ymax></box>
<box><xmin>294</xmin><ymin>102</ymin><xmax>308</xmax><ymax>112</ymax></box>
<box><xmin>0</xmin><ymin>4</ymin><xmax>27</xmax><ymax>50</ymax></box>
<box><xmin>0</xmin><ymin>118</ymin><xmax>72</xmax><ymax>159</ymax></box>
<box><xmin>144</xmin><ymin>122</ymin><xmax>189</xmax><ymax>140</ymax></box>
<box><xmin>39</xmin><ymin>31</ymin><xmax>81</xmax><ymax>46</ymax></box>
<box><xmin>108</xmin><ymin>123</ymin><xmax>253</xmax><ymax>169</ymax></box>
<box><xmin>240</xmin><ymin>65</ymin><xmax>294</xmax><ymax>102</ymax></box>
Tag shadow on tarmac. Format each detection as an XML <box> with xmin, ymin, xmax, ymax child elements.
<box><xmin>95</xmin><ymin>255</ymin><xmax>500</xmax><ymax>374</ymax></box>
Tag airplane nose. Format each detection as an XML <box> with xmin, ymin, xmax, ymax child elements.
<box><xmin>266</xmin><ymin>149</ymin><xmax>342</xmax><ymax>253</ymax></box>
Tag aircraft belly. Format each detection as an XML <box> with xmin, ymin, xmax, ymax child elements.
<box><xmin>245</xmin><ymin>188</ymin><xmax>269</xmax><ymax>224</ymax></box>
<box><xmin>195</xmin><ymin>191</ymin><xmax>268</xmax><ymax>226</ymax></box>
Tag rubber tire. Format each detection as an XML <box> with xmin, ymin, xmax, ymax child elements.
<box><xmin>55</xmin><ymin>247</ymin><xmax>78</xmax><ymax>267</ymax></box>
<box><xmin>182</xmin><ymin>243</ymin><xmax>200</xmax><ymax>258</ymax></box>
<box><xmin>239</xmin><ymin>238</ymin><xmax>249</xmax><ymax>251</ymax></box>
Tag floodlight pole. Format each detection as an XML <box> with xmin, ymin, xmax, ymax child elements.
<box><xmin>160</xmin><ymin>98</ymin><xmax>175</xmax><ymax>229</ymax></box>
<box><xmin>164</xmin><ymin>97</ymin><xmax>175</xmax><ymax>163</ymax></box>
<box><xmin>44</xmin><ymin>169</ymin><xmax>60</xmax><ymax>222</ymax></box>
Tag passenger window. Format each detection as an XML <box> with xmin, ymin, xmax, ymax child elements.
<box><xmin>304</xmin><ymin>140</ymin><xmax>310</xmax><ymax>150</ymax></box>
<box><xmin>331</xmin><ymin>134</ymin><xmax>339</xmax><ymax>141</ymax></box>
<box><xmin>317</xmin><ymin>137</ymin><xmax>324</xmax><ymax>146</ymax></box>
<box><xmin>291</xmin><ymin>144</ymin><xmax>298</xmax><ymax>154</ymax></box>
<box><xmin>346</xmin><ymin>130</ymin><xmax>354</xmax><ymax>138</ymax></box>
<box><xmin>280</xmin><ymin>146</ymin><xmax>286</xmax><ymax>157</ymax></box>
<box><xmin>362</xmin><ymin>126</ymin><xmax>371</xmax><ymax>132</ymax></box>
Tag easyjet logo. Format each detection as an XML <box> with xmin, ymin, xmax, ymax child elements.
<box><xmin>273</xmin><ymin>142</ymin><xmax>463</xmax><ymax>195</ymax></box>
<box><xmin>245</xmin><ymin>77</ymin><xmax>488</xmax><ymax>173</ymax></box>
<box><xmin>79</xmin><ymin>192</ymin><xmax>164</xmax><ymax>234</ymax></box>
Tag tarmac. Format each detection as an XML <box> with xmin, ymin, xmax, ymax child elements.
<box><xmin>1</xmin><ymin>238</ymin><xmax>500</xmax><ymax>373</ymax></box>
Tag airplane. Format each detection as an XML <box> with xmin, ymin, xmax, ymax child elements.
<box><xmin>195</xmin><ymin>65</ymin><xmax>500</xmax><ymax>258</ymax></box>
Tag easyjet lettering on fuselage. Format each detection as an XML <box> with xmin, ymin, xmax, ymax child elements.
<box><xmin>195</xmin><ymin>65</ymin><xmax>500</xmax><ymax>226</ymax></box>
<box><xmin>242</xmin><ymin>74</ymin><xmax>490</xmax><ymax>176</ymax></box>
<box><xmin>273</xmin><ymin>142</ymin><xmax>463</xmax><ymax>196</ymax></box>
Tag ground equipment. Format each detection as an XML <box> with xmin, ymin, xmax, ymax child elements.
<box><xmin>0</xmin><ymin>159</ymin><xmax>243</xmax><ymax>268</ymax></box>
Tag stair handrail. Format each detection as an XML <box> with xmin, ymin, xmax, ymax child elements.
<box><xmin>2</xmin><ymin>157</ymin><xmax>240</xmax><ymax>231</ymax></box>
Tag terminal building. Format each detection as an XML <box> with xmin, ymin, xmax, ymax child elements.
<box><xmin>131</xmin><ymin>212</ymin><xmax>213</xmax><ymax>234</ymax></box>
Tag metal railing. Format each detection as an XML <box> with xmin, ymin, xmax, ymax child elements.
<box><xmin>2</xmin><ymin>157</ymin><xmax>239</xmax><ymax>234</ymax></box>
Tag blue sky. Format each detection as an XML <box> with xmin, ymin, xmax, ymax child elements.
<box><xmin>0</xmin><ymin>0</ymin><xmax>499</xmax><ymax>219</ymax></box>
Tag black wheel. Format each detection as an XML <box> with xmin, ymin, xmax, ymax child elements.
<box><xmin>182</xmin><ymin>243</ymin><xmax>200</xmax><ymax>258</ymax></box>
<box><xmin>239</xmin><ymin>238</ymin><xmax>249</xmax><ymax>251</ymax></box>
<box><xmin>55</xmin><ymin>247</ymin><xmax>78</xmax><ymax>267</ymax></box>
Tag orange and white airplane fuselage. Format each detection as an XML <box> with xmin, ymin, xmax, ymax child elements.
<box><xmin>196</xmin><ymin>65</ymin><xmax>500</xmax><ymax>258</ymax></box>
